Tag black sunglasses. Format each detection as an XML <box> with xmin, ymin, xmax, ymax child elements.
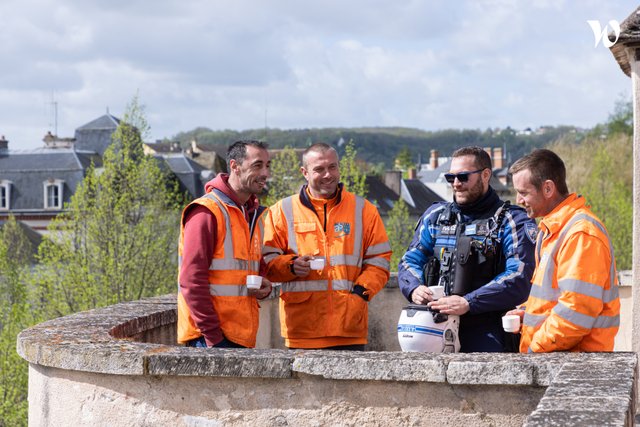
<box><xmin>444</xmin><ymin>169</ymin><xmax>485</xmax><ymax>184</ymax></box>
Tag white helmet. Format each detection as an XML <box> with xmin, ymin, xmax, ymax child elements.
<box><xmin>397</xmin><ymin>304</ymin><xmax>460</xmax><ymax>353</ymax></box>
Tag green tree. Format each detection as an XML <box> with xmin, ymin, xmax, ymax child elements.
<box><xmin>549</xmin><ymin>133</ymin><xmax>632</xmax><ymax>270</ymax></box>
<box><xmin>385</xmin><ymin>199</ymin><xmax>415</xmax><ymax>272</ymax></box>
<box><xmin>0</xmin><ymin>216</ymin><xmax>34</xmax><ymax>426</ymax></box>
<box><xmin>394</xmin><ymin>147</ymin><xmax>414</xmax><ymax>176</ymax></box>
<box><xmin>33</xmin><ymin>96</ymin><xmax>184</xmax><ymax>318</ymax></box>
<box><xmin>606</xmin><ymin>96</ymin><xmax>632</xmax><ymax>136</ymax></box>
<box><xmin>263</xmin><ymin>146</ymin><xmax>304</xmax><ymax>207</ymax></box>
<box><xmin>339</xmin><ymin>140</ymin><xmax>368</xmax><ymax>197</ymax></box>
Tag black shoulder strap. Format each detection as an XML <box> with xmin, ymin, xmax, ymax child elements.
<box><xmin>437</xmin><ymin>203</ymin><xmax>458</xmax><ymax>226</ymax></box>
<box><xmin>490</xmin><ymin>200</ymin><xmax>510</xmax><ymax>241</ymax></box>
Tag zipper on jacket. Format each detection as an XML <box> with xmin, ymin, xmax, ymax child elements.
<box><xmin>323</xmin><ymin>203</ymin><xmax>327</xmax><ymax>232</ymax></box>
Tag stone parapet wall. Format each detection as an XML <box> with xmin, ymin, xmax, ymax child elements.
<box><xmin>17</xmin><ymin>294</ymin><xmax>637</xmax><ymax>426</ymax></box>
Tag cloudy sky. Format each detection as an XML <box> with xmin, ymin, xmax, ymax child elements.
<box><xmin>0</xmin><ymin>0</ymin><xmax>635</xmax><ymax>150</ymax></box>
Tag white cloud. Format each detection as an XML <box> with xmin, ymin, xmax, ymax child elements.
<box><xmin>0</xmin><ymin>0</ymin><xmax>634</xmax><ymax>150</ymax></box>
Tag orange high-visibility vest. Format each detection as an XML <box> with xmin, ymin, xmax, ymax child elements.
<box><xmin>520</xmin><ymin>194</ymin><xmax>620</xmax><ymax>352</ymax></box>
<box><xmin>263</xmin><ymin>187</ymin><xmax>391</xmax><ymax>348</ymax></box>
<box><xmin>177</xmin><ymin>190</ymin><xmax>265</xmax><ymax>347</ymax></box>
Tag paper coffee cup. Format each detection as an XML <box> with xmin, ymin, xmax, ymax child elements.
<box><xmin>246</xmin><ymin>275</ymin><xmax>262</xmax><ymax>290</ymax></box>
<box><xmin>428</xmin><ymin>285</ymin><xmax>445</xmax><ymax>300</ymax></box>
<box><xmin>309</xmin><ymin>258</ymin><xmax>325</xmax><ymax>270</ymax></box>
<box><xmin>502</xmin><ymin>314</ymin><xmax>521</xmax><ymax>333</ymax></box>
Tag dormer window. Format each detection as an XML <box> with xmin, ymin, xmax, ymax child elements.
<box><xmin>43</xmin><ymin>179</ymin><xmax>64</xmax><ymax>210</ymax></box>
<box><xmin>0</xmin><ymin>180</ymin><xmax>11</xmax><ymax>210</ymax></box>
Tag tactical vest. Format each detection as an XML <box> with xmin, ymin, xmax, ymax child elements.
<box><xmin>426</xmin><ymin>202</ymin><xmax>509</xmax><ymax>296</ymax></box>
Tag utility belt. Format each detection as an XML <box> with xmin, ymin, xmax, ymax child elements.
<box><xmin>425</xmin><ymin>202</ymin><xmax>509</xmax><ymax>296</ymax></box>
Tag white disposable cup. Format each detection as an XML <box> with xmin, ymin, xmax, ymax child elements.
<box><xmin>309</xmin><ymin>258</ymin><xmax>325</xmax><ymax>270</ymax></box>
<box><xmin>502</xmin><ymin>314</ymin><xmax>521</xmax><ymax>333</ymax></box>
<box><xmin>246</xmin><ymin>275</ymin><xmax>262</xmax><ymax>290</ymax></box>
<box><xmin>428</xmin><ymin>285</ymin><xmax>445</xmax><ymax>300</ymax></box>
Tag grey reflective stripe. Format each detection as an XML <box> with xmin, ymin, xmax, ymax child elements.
<box><xmin>209</xmin><ymin>284</ymin><xmax>248</xmax><ymax>297</ymax></box>
<box><xmin>249</xmin><ymin>260</ymin><xmax>260</xmax><ymax>271</ymax></box>
<box><xmin>603</xmin><ymin>285</ymin><xmax>620</xmax><ymax>303</ymax></box>
<box><xmin>281</xmin><ymin>280</ymin><xmax>328</xmax><ymax>292</ymax></box>
<box><xmin>263</xmin><ymin>253</ymin><xmax>278</xmax><ymax>264</ymax></box>
<box><xmin>263</xmin><ymin>245</ymin><xmax>283</xmax><ymax>255</ymax></box>
<box><xmin>523</xmin><ymin>312</ymin><xmax>547</xmax><ymax>328</ymax></box>
<box><xmin>529</xmin><ymin>283</ymin><xmax>561</xmax><ymax>301</ymax></box>
<box><xmin>593</xmin><ymin>314</ymin><xmax>620</xmax><ymax>328</ymax></box>
<box><xmin>541</xmin><ymin>213</ymin><xmax>616</xmax><ymax>291</ymax></box>
<box><xmin>363</xmin><ymin>256</ymin><xmax>390</xmax><ymax>271</ymax></box>
<box><xmin>559</xmin><ymin>278</ymin><xmax>601</xmax><ymax>298</ymax></box>
<box><xmin>281</xmin><ymin>279</ymin><xmax>353</xmax><ymax>292</ymax></box>
<box><xmin>330</xmin><ymin>254</ymin><xmax>361</xmax><ymax>267</ymax></box>
<box><xmin>202</xmin><ymin>193</ymin><xmax>235</xmax><ymax>258</ymax></box>
<box><xmin>257</xmin><ymin>217</ymin><xmax>264</xmax><ymax>242</ymax></box>
<box><xmin>332</xmin><ymin>279</ymin><xmax>354</xmax><ymax>291</ymax></box>
<box><xmin>365</xmin><ymin>241</ymin><xmax>391</xmax><ymax>256</ymax></box>
<box><xmin>553</xmin><ymin>301</ymin><xmax>619</xmax><ymax>330</ymax></box>
<box><xmin>536</xmin><ymin>228</ymin><xmax>545</xmax><ymax>263</ymax></box>
<box><xmin>281</xmin><ymin>196</ymin><xmax>298</xmax><ymax>255</ymax></box>
<box><xmin>210</xmin><ymin>258</ymin><xmax>248</xmax><ymax>270</ymax></box>
<box><xmin>352</xmin><ymin>196</ymin><xmax>365</xmax><ymax>260</ymax></box>
<box><xmin>263</xmin><ymin>245</ymin><xmax>283</xmax><ymax>264</ymax></box>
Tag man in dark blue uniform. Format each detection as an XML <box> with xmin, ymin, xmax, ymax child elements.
<box><xmin>398</xmin><ymin>146</ymin><xmax>536</xmax><ymax>352</ymax></box>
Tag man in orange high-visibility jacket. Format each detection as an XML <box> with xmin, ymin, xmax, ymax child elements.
<box><xmin>177</xmin><ymin>140</ymin><xmax>273</xmax><ymax>349</ymax></box>
<box><xmin>508</xmin><ymin>149</ymin><xmax>620</xmax><ymax>352</ymax></box>
<box><xmin>263</xmin><ymin>143</ymin><xmax>391</xmax><ymax>350</ymax></box>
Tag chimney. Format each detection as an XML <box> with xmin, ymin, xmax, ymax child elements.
<box><xmin>493</xmin><ymin>147</ymin><xmax>503</xmax><ymax>169</ymax></box>
<box><xmin>430</xmin><ymin>149</ymin><xmax>439</xmax><ymax>169</ymax></box>
<box><xmin>384</xmin><ymin>170</ymin><xmax>402</xmax><ymax>195</ymax></box>
<box><xmin>0</xmin><ymin>135</ymin><xmax>7</xmax><ymax>155</ymax></box>
<box><xmin>407</xmin><ymin>168</ymin><xmax>417</xmax><ymax>179</ymax></box>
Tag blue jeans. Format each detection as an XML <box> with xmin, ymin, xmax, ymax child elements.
<box><xmin>186</xmin><ymin>336</ymin><xmax>245</xmax><ymax>348</ymax></box>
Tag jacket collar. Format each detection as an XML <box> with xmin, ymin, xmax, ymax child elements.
<box><xmin>539</xmin><ymin>193</ymin><xmax>584</xmax><ymax>236</ymax></box>
<box><xmin>299</xmin><ymin>182</ymin><xmax>344</xmax><ymax>211</ymax></box>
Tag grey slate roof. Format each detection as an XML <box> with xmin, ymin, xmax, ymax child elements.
<box><xmin>74</xmin><ymin>114</ymin><xmax>120</xmax><ymax>156</ymax></box>
<box><xmin>0</xmin><ymin>113</ymin><xmax>207</xmax><ymax>219</ymax></box>
<box><xmin>365</xmin><ymin>175</ymin><xmax>444</xmax><ymax>217</ymax></box>
<box><xmin>402</xmin><ymin>179</ymin><xmax>444</xmax><ymax>213</ymax></box>
<box><xmin>417</xmin><ymin>158</ymin><xmax>451</xmax><ymax>184</ymax></box>
<box><xmin>156</xmin><ymin>154</ymin><xmax>211</xmax><ymax>199</ymax></box>
<box><xmin>0</xmin><ymin>149</ymin><xmax>100</xmax><ymax>211</ymax></box>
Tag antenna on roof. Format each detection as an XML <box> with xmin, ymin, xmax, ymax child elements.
<box><xmin>48</xmin><ymin>91</ymin><xmax>58</xmax><ymax>136</ymax></box>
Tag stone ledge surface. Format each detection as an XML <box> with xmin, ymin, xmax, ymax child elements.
<box><xmin>16</xmin><ymin>293</ymin><xmax>638</xmax><ymax>426</ymax></box>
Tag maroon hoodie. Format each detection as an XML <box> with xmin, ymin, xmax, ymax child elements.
<box><xmin>179</xmin><ymin>173</ymin><xmax>260</xmax><ymax>347</ymax></box>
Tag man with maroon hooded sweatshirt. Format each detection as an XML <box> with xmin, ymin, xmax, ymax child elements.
<box><xmin>177</xmin><ymin>140</ymin><xmax>272</xmax><ymax>348</ymax></box>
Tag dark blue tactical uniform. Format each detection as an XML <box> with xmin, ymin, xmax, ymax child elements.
<box><xmin>398</xmin><ymin>187</ymin><xmax>537</xmax><ymax>352</ymax></box>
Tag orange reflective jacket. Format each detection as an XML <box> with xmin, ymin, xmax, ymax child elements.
<box><xmin>520</xmin><ymin>194</ymin><xmax>620</xmax><ymax>352</ymax></box>
<box><xmin>177</xmin><ymin>191</ymin><xmax>266</xmax><ymax>347</ymax></box>
<box><xmin>263</xmin><ymin>185</ymin><xmax>391</xmax><ymax>348</ymax></box>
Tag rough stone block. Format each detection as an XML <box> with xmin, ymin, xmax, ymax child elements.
<box><xmin>292</xmin><ymin>351</ymin><xmax>447</xmax><ymax>382</ymax></box>
<box><xmin>146</xmin><ymin>348</ymin><xmax>294</xmax><ymax>378</ymax></box>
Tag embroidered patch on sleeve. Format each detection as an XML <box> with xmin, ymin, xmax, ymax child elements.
<box><xmin>524</xmin><ymin>222</ymin><xmax>538</xmax><ymax>244</ymax></box>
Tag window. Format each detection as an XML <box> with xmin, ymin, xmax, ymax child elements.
<box><xmin>0</xmin><ymin>181</ymin><xmax>10</xmax><ymax>210</ymax></box>
<box><xmin>43</xmin><ymin>180</ymin><xmax>64</xmax><ymax>209</ymax></box>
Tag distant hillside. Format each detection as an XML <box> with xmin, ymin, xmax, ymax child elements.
<box><xmin>170</xmin><ymin>125</ymin><xmax>583</xmax><ymax>168</ymax></box>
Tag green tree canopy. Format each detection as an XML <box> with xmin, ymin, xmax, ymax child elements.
<box><xmin>549</xmin><ymin>133</ymin><xmax>632</xmax><ymax>270</ymax></box>
<box><xmin>262</xmin><ymin>146</ymin><xmax>304</xmax><ymax>207</ymax></box>
<box><xmin>0</xmin><ymin>216</ymin><xmax>34</xmax><ymax>426</ymax></box>
<box><xmin>339</xmin><ymin>140</ymin><xmax>368</xmax><ymax>197</ymax></box>
<box><xmin>33</xmin><ymin>96</ymin><xmax>184</xmax><ymax>318</ymax></box>
<box><xmin>385</xmin><ymin>199</ymin><xmax>415</xmax><ymax>272</ymax></box>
